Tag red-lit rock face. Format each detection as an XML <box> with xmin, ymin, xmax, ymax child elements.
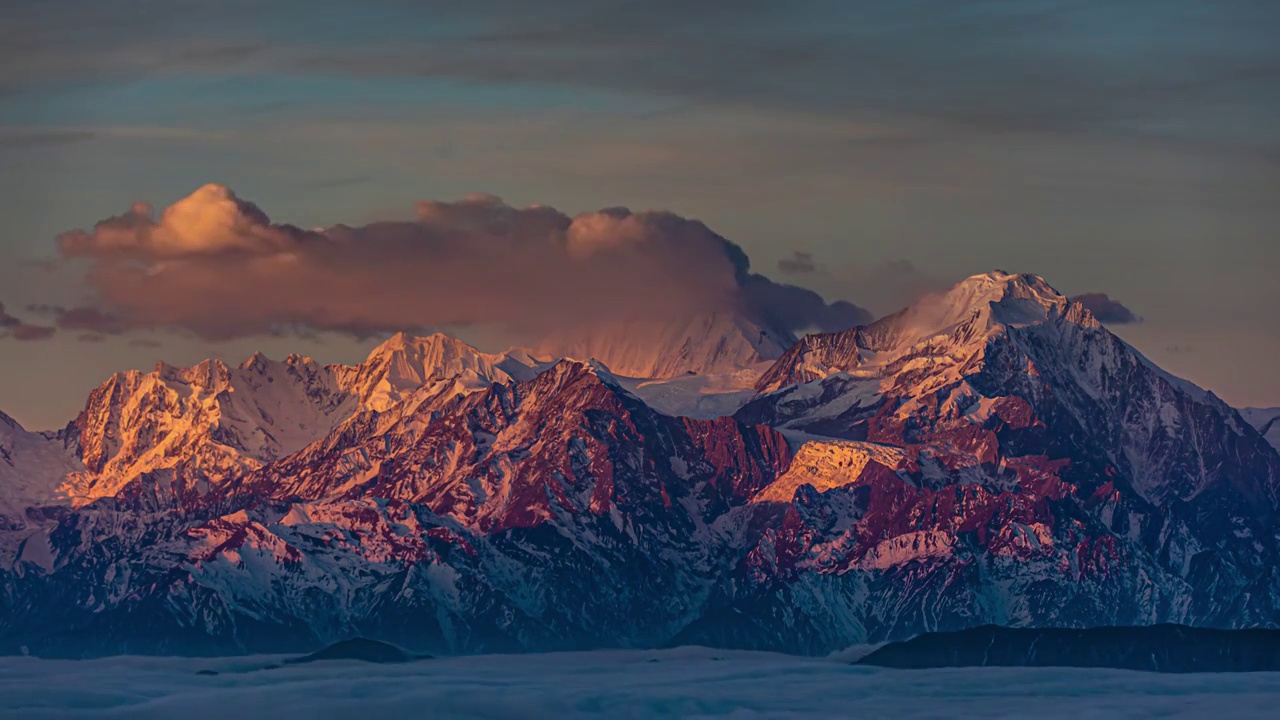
<box><xmin>233</xmin><ymin>360</ymin><xmax>792</xmax><ymax>534</ymax></box>
<box><xmin>3</xmin><ymin>272</ymin><xmax>1279</xmax><ymax>657</ymax></box>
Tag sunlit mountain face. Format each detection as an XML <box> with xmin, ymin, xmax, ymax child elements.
<box><xmin>3</xmin><ymin>269</ymin><xmax>1279</xmax><ymax>657</ymax></box>
<box><xmin>4</xmin><ymin>1</ymin><xmax>1280</xmax><ymax>433</ymax></box>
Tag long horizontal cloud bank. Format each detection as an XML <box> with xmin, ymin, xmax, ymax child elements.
<box><xmin>53</xmin><ymin>184</ymin><xmax>870</xmax><ymax>342</ymax></box>
<box><xmin>4</xmin><ymin>2</ymin><xmax>1277</xmax><ymax>159</ymax></box>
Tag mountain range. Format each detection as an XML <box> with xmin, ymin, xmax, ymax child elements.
<box><xmin>2</xmin><ymin>271</ymin><xmax>1279</xmax><ymax>657</ymax></box>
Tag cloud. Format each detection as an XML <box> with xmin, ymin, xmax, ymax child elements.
<box><xmin>776</xmin><ymin>258</ymin><xmax>954</xmax><ymax>319</ymax></box>
<box><xmin>51</xmin><ymin>306</ymin><xmax>127</xmax><ymax>335</ymax></box>
<box><xmin>29</xmin><ymin>303</ymin><xmax>128</xmax><ymax>335</ymax></box>
<box><xmin>19</xmin><ymin>303</ymin><xmax>127</xmax><ymax>337</ymax></box>
<box><xmin>57</xmin><ymin>187</ymin><xmax>293</xmax><ymax>258</ymax></box>
<box><xmin>850</xmin><ymin>260</ymin><xmax>954</xmax><ymax>315</ymax></box>
<box><xmin>310</xmin><ymin>3</ymin><xmax>1277</xmax><ymax>163</ymax></box>
<box><xmin>303</xmin><ymin>174</ymin><xmax>373</xmax><ymax>190</ymax></box>
<box><xmin>1071</xmin><ymin>293</ymin><xmax>1143</xmax><ymax>325</ymax></box>
<box><xmin>0</xmin><ymin>125</ymin><xmax>222</xmax><ymax>149</ymax></box>
<box><xmin>0</xmin><ymin>128</ymin><xmax>97</xmax><ymax>148</ymax></box>
<box><xmin>3</xmin><ymin>1</ymin><xmax>1276</xmax><ymax>160</ymax></box>
<box><xmin>5</xmin><ymin>323</ymin><xmax>56</xmax><ymax>341</ymax></box>
<box><xmin>0</xmin><ymin>302</ymin><xmax>57</xmax><ymax>341</ymax></box>
<box><xmin>0</xmin><ymin>302</ymin><xmax>20</xmax><ymax>328</ymax></box>
<box><xmin>739</xmin><ymin>275</ymin><xmax>872</xmax><ymax>333</ymax></box>
<box><xmin>777</xmin><ymin>252</ymin><xmax>816</xmax><ymax>275</ymax></box>
<box><xmin>52</xmin><ymin>184</ymin><xmax>869</xmax><ymax>341</ymax></box>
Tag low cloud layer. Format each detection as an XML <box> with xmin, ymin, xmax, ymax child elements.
<box><xmin>1071</xmin><ymin>293</ymin><xmax>1143</xmax><ymax>325</ymax></box>
<box><xmin>53</xmin><ymin>184</ymin><xmax>870</xmax><ymax>342</ymax></box>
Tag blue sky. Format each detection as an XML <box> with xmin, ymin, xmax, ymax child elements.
<box><xmin>1</xmin><ymin>0</ymin><xmax>1278</xmax><ymax>428</ymax></box>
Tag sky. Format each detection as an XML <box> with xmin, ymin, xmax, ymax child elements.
<box><xmin>1</xmin><ymin>0</ymin><xmax>1277</xmax><ymax>429</ymax></box>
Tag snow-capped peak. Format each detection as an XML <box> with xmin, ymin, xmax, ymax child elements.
<box><xmin>151</xmin><ymin>357</ymin><xmax>233</xmax><ymax>391</ymax></box>
<box><xmin>499</xmin><ymin>357</ymin><xmax>632</xmax><ymax>404</ymax></box>
<box><xmin>347</xmin><ymin>332</ymin><xmax>542</xmax><ymax>412</ymax></box>
<box><xmin>8</xmin><ymin>269</ymin><xmax>1280</xmax><ymax>658</ymax></box>
<box><xmin>553</xmin><ymin>357</ymin><xmax>628</xmax><ymax>390</ymax></box>
<box><xmin>0</xmin><ymin>411</ymin><xmax>83</xmax><ymax>525</ymax></box>
<box><xmin>744</xmin><ymin>269</ymin><xmax>1280</xmax><ymax>510</ymax></box>
<box><xmin>875</xmin><ymin>271</ymin><xmax>1078</xmax><ymax>351</ymax></box>
<box><xmin>756</xmin><ymin>271</ymin><xmax>1092</xmax><ymax>393</ymax></box>
<box><xmin>528</xmin><ymin>312</ymin><xmax>795</xmax><ymax>380</ymax></box>
<box><xmin>37</xmin><ymin>331</ymin><xmax>562</xmax><ymax>510</ymax></box>
<box><xmin>58</xmin><ymin>352</ymin><xmax>359</xmax><ymax>506</ymax></box>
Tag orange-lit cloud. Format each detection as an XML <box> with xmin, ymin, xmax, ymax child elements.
<box><xmin>54</xmin><ymin>184</ymin><xmax>869</xmax><ymax>342</ymax></box>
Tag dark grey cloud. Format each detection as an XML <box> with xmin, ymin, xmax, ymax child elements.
<box><xmin>778</xmin><ymin>251</ymin><xmax>816</xmax><ymax>275</ymax></box>
<box><xmin>302</xmin><ymin>175</ymin><xmax>373</xmax><ymax>190</ymax></box>
<box><xmin>4</xmin><ymin>324</ymin><xmax>56</xmax><ymax>341</ymax></box>
<box><xmin>52</xmin><ymin>306</ymin><xmax>127</xmax><ymax>335</ymax></box>
<box><xmin>3</xmin><ymin>1</ymin><xmax>1277</xmax><ymax>157</ymax></box>
<box><xmin>740</xmin><ymin>275</ymin><xmax>872</xmax><ymax>333</ymax></box>
<box><xmin>852</xmin><ymin>260</ymin><xmax>955</xmax><ymax>315</ymax></box>
<box><xmin>51</xmin><ymin>183</ymin><xmax>869</xmax><ymax>341</ymax></box>
<box><xmin>321</xmin><ymin>2</ymin><xmax>1280</xmax><ymax>158</ymax></box>
<box><xmin>780</xmin><ymin>258</ymin><xmax>955</xmax><ymax>319</ymax></box>
<box><xmin>1071</xmin><ymin>293</ymin><xmax>1143</xmax><ymax>325</ymax></box>
<box><xmin>0</xmin><ymin>128</ymin><xmax>97</xmax><ymax>148</ymax></box>
<box><xmin>0</xmin><ymin>303</ymin><xmax>19</xmax><ymax>328</ymax></box>
<box><xmin>0</xmin><ymin>303</ymin><xmax>55</xmax><ymax>340</ymax></box>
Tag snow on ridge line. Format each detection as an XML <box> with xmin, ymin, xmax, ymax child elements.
<box><xmin>21</xmin><ymin>330</ymin><xmax>763</xmax><ymax>513</ymax></box>
<box><xmin>55</xmin><ymin>331</ymin><xmax>564</xmax><ymax>486</ymax></box>
<box><xmin>0</xmin><ymin>413</ymin><xmax>83</xmax><ymax>522</ymax></box>
<box><xmin>5</xmin><ymin>269</ymin><xmax>1267</xmax><ymax>520</ymax></box>
<box><xmin>527</xmin><ymin>312</ymin><xmax>795</xmax><ymax>380</ymax></box>
<box><xmin>753</xmin><ymin>271</ymin><xmax>1080</xmax><ymax>394</ymax></box>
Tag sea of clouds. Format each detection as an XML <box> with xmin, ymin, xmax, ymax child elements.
<box><xmin>4</xmin><ymin>646</ymin><xmax>1280</xmax><ymax>719</ymax></box>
